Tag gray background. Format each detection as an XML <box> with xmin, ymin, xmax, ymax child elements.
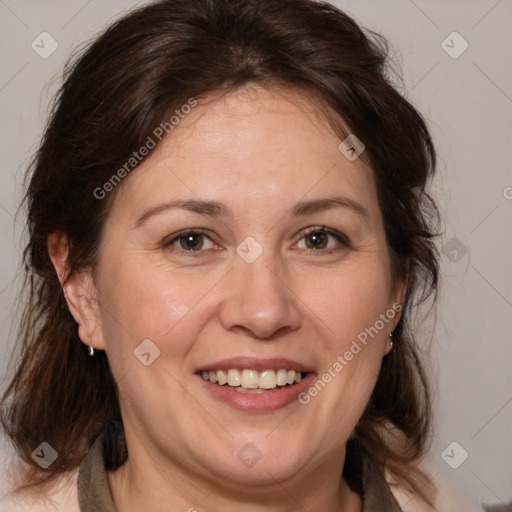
<box><xmin>0</xmin><ymin>0</ymin><xmax>510</xmax><ymax>509</ymax></box>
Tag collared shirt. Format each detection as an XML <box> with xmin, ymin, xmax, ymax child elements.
<box><xmin>77</xmin><ymin>430</ymin><xmax>403</xmax><ymax>511</ymax></box>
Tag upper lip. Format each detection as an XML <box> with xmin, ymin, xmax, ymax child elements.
<box><xmin>196</xmin><ymin>357</ymin><xmax>314</xmax><ymax>373</ymax></box>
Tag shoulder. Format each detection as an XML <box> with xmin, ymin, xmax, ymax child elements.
<box><xmin>387</xmin><ymin>472</ymin><xmax>486</xmax><ymax>512</ymax></box>
<box><xmin>0</xmin><ymin>470</ymin><xmax>80</xmax><ymax>512</ymax></box>
<box><xmin>389</xmin><ymin>483</ymin><xmax>438</xmax><ymax>512</ymax></box>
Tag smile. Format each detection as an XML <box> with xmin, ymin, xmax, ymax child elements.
<box><xmin>200</xmin><ymin>368</ymin><xmax>307</xmax><ymax>393</ymax></box>
<box><xmin>196</xmin><ymin>357</ymin><xmax>315</xmax><ymax>411</ymax></box>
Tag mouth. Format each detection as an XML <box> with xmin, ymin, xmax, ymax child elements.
<box><xmin>199</xmin><ymin>368</ymin><xmax>308</xmax><ymax>394</ymax></box>
<box><xmin>195</xmin><ymin>357</ymin><xmax>315</xmax><ymax>411</ymax></box>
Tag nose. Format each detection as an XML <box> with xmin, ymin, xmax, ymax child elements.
<box><xmin>218</xmin><ymin>250</ymin><xmax>302</xmax><ymax>340</ymax></box>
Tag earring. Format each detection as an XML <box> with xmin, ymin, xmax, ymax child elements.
<box><xmin>88</xmin><ymin>340</ymin><xmax>95</xmax><ymax>357</ymax></box>
<box><xmin>389</xmin><ymin>332</ymin><xmax>394</xmax><ymax>351</ymax></box>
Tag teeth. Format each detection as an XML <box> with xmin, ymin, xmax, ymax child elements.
<box><xmin>241</xmin><ymin>369</ymin><xmax>259</xmax><ymax>389</ymax></box>
<box><xmin>200</xmin><ymin>368</ymin><xmax>305</xmax><ymax>390</ymax></box>
<box><xmin>234</xmin><ymin>387</ymin><xmax>269</xmax><ymax>394</ymax></box>
<box><xmin>259</xmin><ymin>370</ymin><xmax>276</xmax><ymax>389</ymax></box>
<box><xmin>217</xmin><ymin>370</ymin><xmax>228</xmax><ymax>385</ymax></box>
<box><xmin>227</xmin><ymin>369</ymin><xmax>241</xmax><ymax>387</ymax></box>
<box><xmin>276</xmin><ymin>369</ymin><xmax>288</xmax><ymax>386</ymax></box>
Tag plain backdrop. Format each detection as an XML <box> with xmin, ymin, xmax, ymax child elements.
<box><xmin>0</xmin><ymin>1</ymin><xmax>511</xmax><ymax>509</ymax></box>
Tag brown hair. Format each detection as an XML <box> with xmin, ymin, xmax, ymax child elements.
<box><xmin>1</xmin><ymin>0</ymin><xmax>440</xmax><ymax>505</ymax></box>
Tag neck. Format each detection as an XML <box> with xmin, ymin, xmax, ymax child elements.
<box><xmin>108</xmin><ymin>438</ymin><xmax>362</xmax><ymax>512</ymax></box>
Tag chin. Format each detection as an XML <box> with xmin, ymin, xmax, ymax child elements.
<box><xmin>216</xmin><ymin>458</ymin><xmax>306</xmax><ymax>487</ymax></box>
<box><xmin>194</xmin><ymin>437</ymin><xmax>315</xmax><ymax>488</ymax></box>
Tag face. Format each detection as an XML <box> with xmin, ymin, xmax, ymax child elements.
<box><xmin>65</xmin><ymin>86</ymin><xmax>404</xmax><ymax>489</ymax></box>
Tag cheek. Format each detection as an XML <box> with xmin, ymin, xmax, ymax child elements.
<box><xmin>303</xmin><ymin>260</ymin><xmax>392</xmax><ymax>351</ymax></box>
<box><xmin>95</xmin><ymin>255</ymin><xmax>221</xmax><ymax>377</ymax></box>
<box><xmin>296</xmin><ymin>261</ymin><xmax>393</xmax><ymax>428</ymax></box>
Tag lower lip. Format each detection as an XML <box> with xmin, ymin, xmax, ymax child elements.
<box><xmin>196</xmin><ymin>373</ymin><xmax>316</xmax><ymax>412</ymax></box>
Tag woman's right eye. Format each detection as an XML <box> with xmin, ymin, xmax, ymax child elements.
<box><xmin>163</xmin><ymin>230</ymin><xmax>217</xmax><ymax>254</ymax></box>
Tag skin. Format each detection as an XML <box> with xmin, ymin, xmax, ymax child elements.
<box><xmin>49</xmin><ymin>85</ymin><xmax>406</xmax><ymax>512</ymax></box>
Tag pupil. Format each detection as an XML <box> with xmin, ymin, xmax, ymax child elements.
<box><xmin>183</xmin><ymin>234</ymin><xmax>202</xmax><ymax>250</ymax></box>
<box><xmin>308</xmin><ymin>232</ymin><xmax>326</xmax><ymax>249</ymax></box>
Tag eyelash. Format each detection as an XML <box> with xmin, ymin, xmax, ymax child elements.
<box><xmin>162</xmin><ymin>226</ymin><xmax>351</xmax><ymax>257</ymax></box>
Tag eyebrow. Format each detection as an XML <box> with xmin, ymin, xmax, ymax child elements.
<box><xmin>134</xmin><ymin>195</ymin><xmax>369</xmax><ymax>228</ymax></box>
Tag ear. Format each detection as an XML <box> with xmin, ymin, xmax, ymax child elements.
<box><xmin>382</xmin><ymin>273</ymin><xmax>408</xmax><ymax>356</ymax></box>
<box><xmin>388</xmin><ymin>273</ymin><xmax>408</xmax><ymax>333</ymax></box>
<box><xmin>47</xmin><ymin>231</ymin><xmax>105</xmax><ymax>351</ymax></box>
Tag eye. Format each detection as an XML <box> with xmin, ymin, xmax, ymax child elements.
<box><xmin>295</xmin><ymin>226</ymin><xmax>351</xmax><ymax>253</ymax></box>
<box><xmin>163</xmin><ymin>229</ymin><xmax>217</xmax><ymax>254</ymax></box>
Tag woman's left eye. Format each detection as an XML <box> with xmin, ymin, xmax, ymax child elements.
<box><xmin>294</xmin><ymin>227</ymin><xmax>351</xmax><ymax>253</ymax></box>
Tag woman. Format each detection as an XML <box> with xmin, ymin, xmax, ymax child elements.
<box><xmin>1</xmin><ymin>0</ymin><xmax>443</xmax><ymax>510</ymax></box>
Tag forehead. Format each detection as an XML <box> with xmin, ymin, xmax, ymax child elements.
<box><xmin>109</xmin><ymin>86</ymin><xmax>380</xmax><ymax>224</ymax></box>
